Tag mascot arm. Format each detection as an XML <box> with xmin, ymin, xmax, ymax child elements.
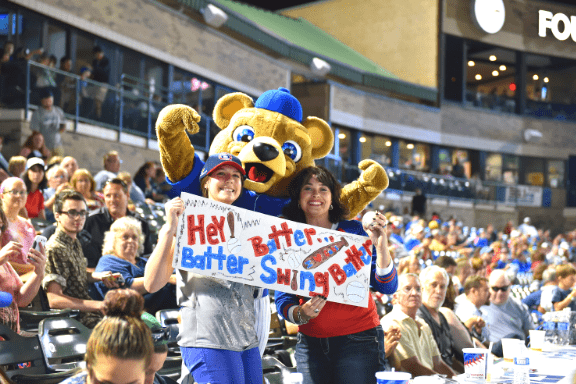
<box><xmin>340</xmin><ymin>160</ymin><xmax>389</xmax><ymax>219</ymax></box>
<box><xmin>156</xmin><ymin>104</ymin><xmax>201</xmax><ymax>183</ymax></box>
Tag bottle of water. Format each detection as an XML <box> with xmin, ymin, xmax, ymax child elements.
<box><xmin>558</xmin><ymin>310</ymin><xmax>570</xmax><ymax>346</ymax></box>
<box><xmin>543</xmin><ymin>312</ymin><xmax>556</xmax><ymax>345</ymax></box>
<box><xmin>513</xmin><ymin>353</ymin><xmax>530</xmax><ymax>384</ymax></box>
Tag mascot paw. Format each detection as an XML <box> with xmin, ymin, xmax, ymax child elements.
<box><xmin>157</xmin><ymin>104</ymin><xmax>201</xmax><ymax>135</ymax></box>
<box><xmin>358</xmin><ymin>159</ymin><xmax>389</xmax><ymax>191</ymax></box>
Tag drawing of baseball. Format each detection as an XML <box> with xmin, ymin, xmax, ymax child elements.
<box><xmin>226</xmin><ymin>211</ymin><xmax>242</xmax><ymax>254</ymax></box>
<box><xmin>346</xmin><ymin>281</ymin><xmax>366</xmax><ymax>303</ymax></box>
<box><xmin>288</xmin><ymin>251</ymin><xmax>300</xmax><ymax>269</ymax></box>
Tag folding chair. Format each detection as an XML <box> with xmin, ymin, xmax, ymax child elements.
<box><xmin>38</xmin><ymin>318</ymin><xmax>91</xmax><ymax>372</ymax></box>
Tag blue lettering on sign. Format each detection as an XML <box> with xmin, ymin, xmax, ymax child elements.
<box><xmin>267</xmin><ymin>238</ymin><xmax>277</xmax><ymax>254</ymax></box>
<box><xmin>181</xmin><ymin>247</ymin><xmax>195</xmax><ymax>269</ymax></box>
<box><xmin>260</xmin><ymin>255</ymin><xmax>277</xmax><ymax>284</ymax></box>
<box><xmin>359</xmin><ymin>246</ymin><xmax>371</xmax><ymax>265</ymax></box>
<box><xmin>294</xmin><ymin>230</ymin><xmax>306</xmax><ymax>246</ymax></box>
<box><xmin>226</xmin><ymin>254</ymin><xmax>238</xmax><ymax>274</ymax></box>
<box><xmin>237</xmin><ymin>256</ymin><xmax>249</xmax><ymax>274</ymax></box>
<box><xmin>300</xmin><ymin>271</ymin><xmax>315</xmax><ymax>291</ymax></box>
<box><xmin>343</xmin><ymin>262</ymin><xmax>357</xmax><ymax>277</ymax></box>
<box><xmin>204</xmin><ymin>246</ymin><xmax>226</xmax><ymax>270</ymax></box>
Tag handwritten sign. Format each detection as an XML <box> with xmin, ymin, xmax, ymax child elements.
<box><xmin>173</xmin><ymin>193</ymin><xmax>373</xmax><ymax>307</ymax></box>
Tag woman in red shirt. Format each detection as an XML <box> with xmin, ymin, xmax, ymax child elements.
<box><xmin>23</xmin><ymin>158</ymin><xmax>47</xmax><ymax>220</ymax></box>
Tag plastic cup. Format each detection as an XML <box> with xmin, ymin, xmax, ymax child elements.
<box><xmin>502</xmin><ymin>338</ymin><xmax>523</xmax><ymax>362</ymax></box>
<box><xmin>529</xmin><ymin>330</ymin><xmax>545</xmax><ymax>351</ymax></box>
<box><xmin>463</xmin><ymin>348</ymin><xmax>489</xmax><ymax>382</ymax></box>
<box><xmin>375</xmin><ymin>371</ymin><xmax>411</xmax><ymax>384</ymax></box>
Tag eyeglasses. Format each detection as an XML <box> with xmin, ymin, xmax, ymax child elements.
<box><xmin>60</xmin><ymin>209</ymin><xmax>89</xmax><ymax>218</ymax></box>
<box><xmin>4</xmin><ymin>190</ymin><xmax>27</xmax><ymax>196</ymax></box>
<box><xmin>491</xmin><ymin>285</ymin><xmax>509</xmax><ymax>292</ymax></box>
<box><xmin>52</xmin><ymin>174</ymin><xmax>66</xmax><ymax>179</ymax></box>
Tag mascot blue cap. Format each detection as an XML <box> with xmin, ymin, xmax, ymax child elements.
<box><xmin>254</xmin><ymin>87</ymin><xmax>303</xmax><ymax>123</ymax></box>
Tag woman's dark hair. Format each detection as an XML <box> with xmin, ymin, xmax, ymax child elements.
<box><xmin>23</xmin><ymin>165</ymin><xmax>47</xmax><ymax>191</ymax></box>
<box><xmin>282</xmin><ymin>166</ymin><xmax>349</xmax><ymax>224</ymax></box>
<box><xmin>134</xmin><ymin>161</ymin><xmax>156</xmax><ymax>180</ymax></box>
<box><xmin>85</xmin><ymin>289</ymin><xmax>153</xmax><ymax>368</ymax></box>
<box><xmin>22</xmin><ymin>131</ymin><xmax>45</xmax><ymax>151</ymax></box>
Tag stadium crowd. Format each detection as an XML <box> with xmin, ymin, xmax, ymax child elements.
<box><xmin>0</xmin><ymin>39</ymin><xmax>575</xmax><ymax>384</ymax></box>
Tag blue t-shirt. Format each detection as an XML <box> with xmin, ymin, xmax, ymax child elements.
<box><xmin>494</xmin><ymin>260</ymin><xmax>508</xmax><ymax>270</ymax></box>
<box><xmin>511</xmin><ymin>259</ymin><xmax>531</xmax><ymax>274</ymax></box>
<box><xmin>551</xmin><ymin>287</ymin><xmax>576</xmax><ymax>311</ymax></box>
<box><xmin>404</xmin><ymin>237</ymin><xmax>421</xmax><ymax>252</ymax></box>
<box><xmin>522</xmin><ymin>289</ymin><xmax>542</xmax><ymax>311</ymax></box>
<box><xmin>94</xmin><ymin>254</ymin><xmax>148</xmax><ymax>299</ymax></box>
<box><xmin>166</xmin><ymin>153</ymin><xmax>290</xmax><ymax>215</ymax></box>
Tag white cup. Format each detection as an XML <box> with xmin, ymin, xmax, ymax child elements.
<box><xmin>375</xmin><ymin>371</ymin><xmax>411</xmax><ymax>384</ymax></box>
<box><xmin>529</xmin><ymin>330</ymin><xmax>545</xmax><ymax>351</ymax></box>
<box><xmin>501</xmin><ymin>338</ymin><xmax>523</xmax><ymax>362</ymax></box>
<box><xmin>463</xmin><ymin>348</ymin><xmax>489</xmax><ymax>382</ymax></box>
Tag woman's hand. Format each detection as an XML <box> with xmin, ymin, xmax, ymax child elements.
<box><xmin>299</xmin><ymin>295</ymin><xmax>327</xmax><ymax>322</ymax></box>
<box><xmin>0</xmin><ymin>241</ymin><xmax>23</xmax><ymax>266</ymax></box>
<box><xmin>26</xmin><ymin>243</ymin><xmax>46</xmax><ymax>276</ymax></box>
<box><xmin>165</xmin><ymin>197</ymin><xmax>184</xmax><ymax>234</ymax></box>
<box><xmin>93</xmin><ymin>271</ymin><xmax>120</xmax><ymax>289</ymax></box>
<box><xmin>384</xmin><ymin>325</ymin><xmax>401</xmax><ymax>358</ymax></box>
<box><xmin>55</xmin><ymin>182</ymin><xmax>72</xmax><ymax>194</ymax></box>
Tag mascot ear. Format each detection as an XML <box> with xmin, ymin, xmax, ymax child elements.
<box><xmin>303</xmin><ymin>117</ymin><xmax>334</xmax><ymax>160</ymax></box>
<box><xmin>213</xmin><ymin>92</ymin><xmax>254</xmax><ymax>129</ymax></box>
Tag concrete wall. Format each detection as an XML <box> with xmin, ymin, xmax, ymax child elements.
<box><xmin>16</xmin><ymin>0</ymin><xmax>290</xmax><ymax>95</ymax></box>
<box><xmin>330</xmin><ymin>83</ymin><xmax>576</xmax><ymax>160</ymax></box>
<box><xmin>282</xmin><ymin>0</ymin><xmax>439</xmax><ymax>89</ymax></box>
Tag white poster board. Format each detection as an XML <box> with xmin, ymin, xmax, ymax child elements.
<box><xmin>173</xmin><ymin>193</ymin><xmax>373</xmax><ymax>307</ymax></box>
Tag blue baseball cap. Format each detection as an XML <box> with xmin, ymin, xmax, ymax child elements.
<box><xmin>254</xmin><ymin>87</ymin><xmax>303</xmax><ymax>123</ymax></box>
<box><xmin>200</xmin><ymin>153</ymin><xmax>245</xmax><ymax>184</ymax></box>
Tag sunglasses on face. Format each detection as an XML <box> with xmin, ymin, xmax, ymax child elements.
<box><xmin>491</xmin><ymin>285</ymin><xmax>509</xmax><ymax>292</ymax></box>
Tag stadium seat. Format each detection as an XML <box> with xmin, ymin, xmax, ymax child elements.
<box><xmin>38</xmin><ymin>318</ymin><xmax>91</xmax><ymax>372</ymax></box>
<box><xmin>262</xmin><ymin>355</ymin><xmax>296</xmax><ymax>384</ymax></box>
<box><xmin>0</xmin><ymin>323</ymin><xmax>74</xmax><ymax>384</ymax></box>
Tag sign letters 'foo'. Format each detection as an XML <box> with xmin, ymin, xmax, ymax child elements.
<box><xmin>173</xmin><ymin>193</ymin><xmax>373</xmax><ymax>307</ymax></box>
<box><xmin>539</xmin><ymin>10</ymin><xmax>576</xmax><ymax>42</ymax></box>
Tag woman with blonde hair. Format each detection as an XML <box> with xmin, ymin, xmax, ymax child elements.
<box><xmin>8</xmin><ymin>156</ymin><xmax>26</xmax><ymax>178</ymax></box>
<box><xmin>70</xmin><ymin>169</ymin><xmax>104</xmax><ymax>212</ymax></box>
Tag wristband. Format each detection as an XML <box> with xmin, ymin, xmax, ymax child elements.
<box><xmin>296</xmin><ymin>306</ymin><xmax>309</xmax><ymax>325</ymax></box>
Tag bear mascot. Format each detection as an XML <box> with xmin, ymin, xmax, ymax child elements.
<box><xmin>155</xmin><ymin>87</ymin><xmax>388</xmax><ymax>217</ymax></box>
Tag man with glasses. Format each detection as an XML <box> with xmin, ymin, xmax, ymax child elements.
<box><xmin>381</xmin><ymin>273</ymin><xmax>455</xmax><ymax>377</ymax></box>
<box><xmin>480</xmin><ymin>270</ymin><xmax>533</xmax><ymax>356</ymax></box>
<box><xmin>43</xmin><ymin>190</ymin><xmax>118</xmax><ymax>328</ymax></box>
<box><xmin>82</xmin><ymin>178</ymin><xmax>153</xmax><ymax>270</ymax></box>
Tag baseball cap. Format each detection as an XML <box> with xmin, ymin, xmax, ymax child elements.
<box><xmin>199</xmin><ymin>153</ymin><xmax>245</xmax><ymax>184</ymax></box>
<box><xmin>26</xmin><ymin>157</ymin><xmax>45</xmax><ymax>170</ymax></box>
<box><xmin>480</xmin><ymin>246</ymin><xmax>493</xmax><ymax>255</ymax></box>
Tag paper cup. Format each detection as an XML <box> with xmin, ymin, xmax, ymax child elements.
<box><xmin>529</xmin><ymin>330</ymin><xmax>545</xmax><ymax>351</ymax></box>
<box><xmin>463</xmin><ymin>348</ymin><xmax>488</xmax><ymax>382</ymax></box>
<box><xmin>375</xmin><ymin>371</ymin><xmax>411</xmax><ymax>384</ymax></box>
<box><xmin>502</xmin><ymin>338</ymin><xmax>523</xmax><ymax>362</ymax></box>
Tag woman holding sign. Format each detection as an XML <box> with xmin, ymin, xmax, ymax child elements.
<box><xmin>144</xmin><ymin>153</ymin><xmax>263</xmax><ymax>384</ymax></box>
<box><xmin>275</xmin><ymin>166</ymin><xmax>398</xmax><ymax>384</ymax></box>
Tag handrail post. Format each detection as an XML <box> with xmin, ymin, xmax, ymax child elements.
<box><xmin>25</xmin><ymin>60</ymin><xmax>30</xmax><ymax>116</ymax></box>
<box><xmin>119</xmin><ymin>74</ymin><xmax>124</xmax><ymax>139</ymax></box>
<box><xmin>75</xmin><ymin>77</ymin><xmax>80</xmax><ymax>132</ymax></box>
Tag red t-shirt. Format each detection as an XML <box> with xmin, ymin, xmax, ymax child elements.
<box><xmin>25</xmin><ymin>189</ymin><xmax>44</xmax><ymax>218</ymax></box>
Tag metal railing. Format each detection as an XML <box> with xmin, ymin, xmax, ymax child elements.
<box><xmin>0</xmin><ymin>61</ymin><xmax>552</xmax><ymax>206</ymax></box>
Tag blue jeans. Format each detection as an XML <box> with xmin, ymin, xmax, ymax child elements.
<box><xmin>181</xmin><ymin>346</ymin><xmax>262</xmax><ymax>384</ymax></box>
<box><xmin>295</xmin><ymin>326</ymin><xmax>386</xmax><ymax>384</ymax></box>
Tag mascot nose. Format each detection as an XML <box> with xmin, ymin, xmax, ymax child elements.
<box><xmin>253</xmin><ymin>142</ymin><xmax>279</xmax><ymax>162</ymax></box>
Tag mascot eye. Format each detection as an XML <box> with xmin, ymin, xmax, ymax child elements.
<box><xmin>282</xmin><ymin>141</ymin><xmax>302</xmax><ymax>162</ymax></box>
<box><xmin>233</xmin><ymin>125</ymin><xmax>255</xmax><ymax>143</ymax></box>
